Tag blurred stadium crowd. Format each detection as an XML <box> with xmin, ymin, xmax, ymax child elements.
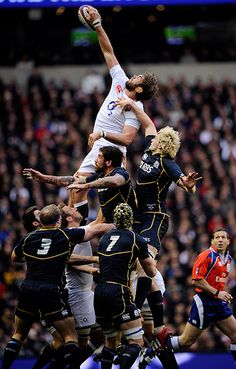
<box><xmin>0</xmin><ymin>68</ymin><xmax>236</xmax><ymax>357</ymax></box>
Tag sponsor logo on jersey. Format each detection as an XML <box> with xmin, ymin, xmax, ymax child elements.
<box><xmin>97</xmin><ymin>188</ymin><xmax>108</xmax><ymax>192</ymax></box>
<box><xmin>216</xmin><ymin>273</ymin><xmax>227</xmax><ymax>283</ymax></box>
<box><xmin>116</xmin><ymin>84</ymin><xmax>122</xmax><ymax>93</ymax></box>
<box><xmin>147</xmin><ymin>204</ymin><xmax>156</xmax><ymax>210</ymax></box>
<box><xmin>143</xmin><ymin>237</ymin><xmax>150</xmax><ymax>243</ymax></box>
<box><xmin>122</xmin><ymin>313</ymin><xmax>131</xmax><ymax>321</ymax></box>
<box><xmin>142</xmin><ymin>153</ymin><xmax>148</xmax><ymax>160</ymax></box>
<box><xmin>62</xmin><ymin>309</ymin><xmax>69</xmax><ymax>316</ymax></box>
<box><xmin>134</xmin><ymin>309</ymin><xmax>140</xmax><ymax>317</ymax></box>
<box><xmin>140</xmin><ymin>160</ymin><xmax>152</xmax><ymax>173</ymax></box>
<box><xmin>153</xmin><ymin>161</ymin><xmax>159</xmax><ymax>169</ymax></box>
<box><xmin>195</xmin><ymin>267</ymin><xmax>199</xmax><ymax>275</ymax></box>
<box><xmin>107</xmin><ymin>101</ymin><xmax>116</xmax><ymax>116</ymax></box>
<box><xmin>41</xmin><ymin>319</ymin><xmax>46</xmax><ymax>327</ymax></box>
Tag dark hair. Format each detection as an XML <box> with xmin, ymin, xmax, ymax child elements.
<box><xmin>22</xmin><ymin>206</ymin><xmax>39</xmax><ymax>232</ymax></box>
<box><xmin>211</xmin><ymin>228</ymin><xmax>230</xmax><ymax>239</ymax></box>
<box><xmin>100</xmin><ymin>146</ymin><xmax>124</xmax><ymax>168</ymax></box>
<box><xmin>136</xmin><ymin>72</ymin><xmax>159</xmax><ymax>101</ymax></box>
<box><xmin>39</xmin><ymin>204</ymin><xmax>61</xmax><ymax>226</ymax></box>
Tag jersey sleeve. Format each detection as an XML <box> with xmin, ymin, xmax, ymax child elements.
<box><xmin>86</xmin><ymin>173</ymin><xmax>100</xmax><ymax>183</ymax></box>
<box><xmin>123</xmin><ymin>101</ymin><xmax>143</xmax><ymax>130</ymax></box>
<box><xmin>162</xmin><ymin>157</ymin><xmax>184</xmax><ymax>182</ymax></box>
<box><xmin>113</xmin><ymin>167</ymin><xmax>129</xmax><ymax>182</ymax></box>
<box><xmin>13</xmin><ymin>238</ymin><xmax>25</xmax><ymax>259</ymax></box>
<box><xmin>145</xmin><ymin>135</ymin><xmax>155</xmax><ymax>149</ymax></box>
<box><xmin>135</xmin><ymin>233</ymin><xmax>150</xmax><ymax>260</ymax></box>
<box><xmin>65</xmin><ymin>228</ymin><xmax>86</xmax><ymax>246</ymax></box>
<box><xmin>109</xmin><ymin>64</ymin><xmax>127</xmax><ymax>80</ymax></box>
<box><xmin>192</xmin><ymin>250</ymin><xmax>212</xmax><ymax>280</ymax></box>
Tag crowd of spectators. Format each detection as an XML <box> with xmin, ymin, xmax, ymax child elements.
<box><xmin>0</xmin><ymin>68</ymin><xmax>236</xmax><ymax>357</ymax></box>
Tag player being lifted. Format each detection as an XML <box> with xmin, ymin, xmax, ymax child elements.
<box><xmin>23</xmin><ymin>6</ymin><xmax>158</xmax><ymax>227</ymax></box>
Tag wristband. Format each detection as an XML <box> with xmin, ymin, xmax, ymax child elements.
<box><xmin>100</xmin><ymin>131</ymin><xmax>107</xmax><ymax>138</ymax></box>
<box><xmin>215</xmin><ymin>290</ymin><xmax>220</xmax><ymax>297</ymax></box>
<box><xmin>92</xmin><ymin>17</ymin><xmax>101</xmax><ymax>28</ymax></box>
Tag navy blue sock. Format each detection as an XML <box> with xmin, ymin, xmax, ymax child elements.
<box><xmin>135</xmin><ymin>277</ymin><xmax>152</xmax><ymax>310</ymax></box>
<box><xmin>32</xmin><ymin>344</ymin><xmax>56</xmax><ymax>369</ymax></box>
<box><xmin>147</xmin><ymin>290</ymin><xmax>164</xmax><ymax>328</ymax></box>
<box><xmin>119</xmin><ymin>344</ymin><xmax>141</xmax><ymax>369</ymax></box>
<box><xmin>1</xmin><ymin>338</ymin><xmax>21</xmax><ymax>369</ymax></box>
<box><xmin>100</xmin><ymin>346</ymin><xmax>115</xmax><ymax>369</ymax></box>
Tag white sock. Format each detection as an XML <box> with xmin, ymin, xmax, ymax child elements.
<box><xmin>170</xmin><ymin>336</ymin><xmax>180</xmax><ymax>349</ymax></box>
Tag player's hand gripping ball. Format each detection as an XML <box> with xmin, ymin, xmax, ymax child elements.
<box><xmin>78</xmin><ymin>5</ymin><xmax>101</xmax><ymax>30</ymax></box>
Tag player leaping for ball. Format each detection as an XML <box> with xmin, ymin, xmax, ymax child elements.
<box><xmin>68</xmin><ymin>5</ymin><xmax>159</xmax><ymax>224</ymax></box>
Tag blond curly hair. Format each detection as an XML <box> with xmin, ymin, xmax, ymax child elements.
<box><xmin>150</xmin><ymin>126</ymin><xmax>181</xmax><ymax>159</ymax></box>
<box><xmin>113</xmin><ymin>203</ymin><xmax>133</xmax><ymax>229</ymax></box>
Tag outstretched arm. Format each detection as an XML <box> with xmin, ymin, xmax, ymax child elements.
<box><xmin>67</xmin><ymin>173</ymin><xmax>126</xmax><ymax>191</ymax></box>
<box><xmin>177</xmin><ymin>172</ymin><xmax>202</xmax><ymax>193</ymax></box>
<box><xmin>87</xmin><ymin>7</ymin><xmax>119</xmax><ymax>70</ymax></box>
<box><xmin>23</xmin><ymin>168</ymin><xmax>75</xmax><ymax>187</ymax></box>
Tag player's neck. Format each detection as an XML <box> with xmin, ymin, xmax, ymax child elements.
<box><xmin>104</xmin><ymin>166</ymin><xmax>115</xmax><ymax>176</ymax></box>
<box><xmin>124</xmin><ymin>88</ymin><xmax>137</xmax><ymax>101</ymax></box>
<box><xmin>68</xmin><ymin>221</ymin><xmax>80</xmax><ymax>228</ymax></box>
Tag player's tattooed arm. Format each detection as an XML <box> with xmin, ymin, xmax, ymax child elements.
<box><xmin>23</xmin><ymin>168</ymin><xmax>74</xmax><ymax>187</ymax></box>
<box><xmin>67</xmin><ymin>174</ymin><xmax>126</xmax><ymax>191</ymax></box>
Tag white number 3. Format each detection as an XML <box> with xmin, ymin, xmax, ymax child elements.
<box><xmin>106</xmin><ymin>235</ymin><xmax>120</xmax><ymax>251</ymax></box>
<box><xmin>37</xmin><ymin>238</ymin><xmax>52</xmax><ymax>255</ymax></box>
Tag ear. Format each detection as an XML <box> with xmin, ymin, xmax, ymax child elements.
<box><xmin>106</xmin><ymin>160</ymin><xmax>112</xmax><ymax>168</ymax></box>
<box><xmin>66</xmin><ymin>215</ymin><xmax>73</xmax><ymax>223</ymax></box>
<box><xmin>135</xmin><ymin>86</ymin><xmax>143</xmax><ymax>94</ymax></box>
<box><xmin>32</xmin><ymin>221</ymin><xmax>39</xmax><ymax>228</ymax></box>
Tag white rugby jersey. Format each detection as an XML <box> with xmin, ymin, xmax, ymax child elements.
<box><xmin>93</xmin><ymin>64</ymin><xmax>143</xmax><ymax>135</ymax></box>
<box><xmin>65</xmin><ymin>226</ymin><xmax>93</xmax><ymax>291</ymax></box>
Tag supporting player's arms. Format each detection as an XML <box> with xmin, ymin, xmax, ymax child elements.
<box><xmin>71</xmin><ymin>265</ymin><xmax>100</xmax><ymax>275</ymax></box>
<box><xmin>83</xmin><ymin>223</ymin><xmax>115</xmax><ymax>242</ymax></box>
<box><xmin>88</xmin><ymin>125</ymin><xmax>137</xmax><ymax>149</ymax></box>
<box><xmin>193</xmin><ymin>278</ymin><xmax>233</xmax><ymax>303</ymax></box>
<box><xmin>139</xmin><ymin>256</ymin><xmax>156</xmax><ymax>278</ymax></box>
<box><xmin>23</xmin><ymin>168</ymin><xmax>74</xmax><ymax>187</ymax></box>
<box><xmin>67</xmin><ymin>173</ymin><xmax>126</xmax><ymax>191</ymax></box>
<box><xmin>11</xmin><ymin>249</ymin><xmax>25</xmax><ymax>263</ymax></box>
<box><xmin>67</xmin><ymin>254</ymin><xmax>99</xmax><ymax>265</ymax></box>
<box><xmin>116</xmin><ymin>98</ymin><xmax>157</xmax><ymax>137</ymax></box>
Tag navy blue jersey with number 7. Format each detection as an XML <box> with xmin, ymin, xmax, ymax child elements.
<box><xmin>97</xmin><ymin>228</ymin><xmax>150</xmax><ymax>286</ymax></box>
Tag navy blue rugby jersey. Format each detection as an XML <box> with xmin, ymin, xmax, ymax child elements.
<box><xmin>97</xmin><ymin>228</ymin><xmax>150</xmax><ymax>286</ymax></box>
<box><xmin>86</xmin><ymin>167</ymin><xmax>138</xmax><ymax>223</ymax></box>
<box><xmin>14</xmin><ymin>227</ymin><xmax>85</xmax><ymax>287</ymax></box>
<box><xmin>137</xmin><ymin>135</ymin><xmax>184</xmax><ymax>214</ymax></box>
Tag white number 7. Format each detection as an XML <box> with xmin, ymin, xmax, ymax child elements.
<box><xmin>106</xmin><ymin>235</ymin><xmax>120</xmax><ymax>251</ymax></box>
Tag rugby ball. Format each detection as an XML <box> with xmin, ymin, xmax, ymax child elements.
<box><xmin>78</xmin><ymin>5</ymin><xmax>96</xmax><ymax>31</ymax></box>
